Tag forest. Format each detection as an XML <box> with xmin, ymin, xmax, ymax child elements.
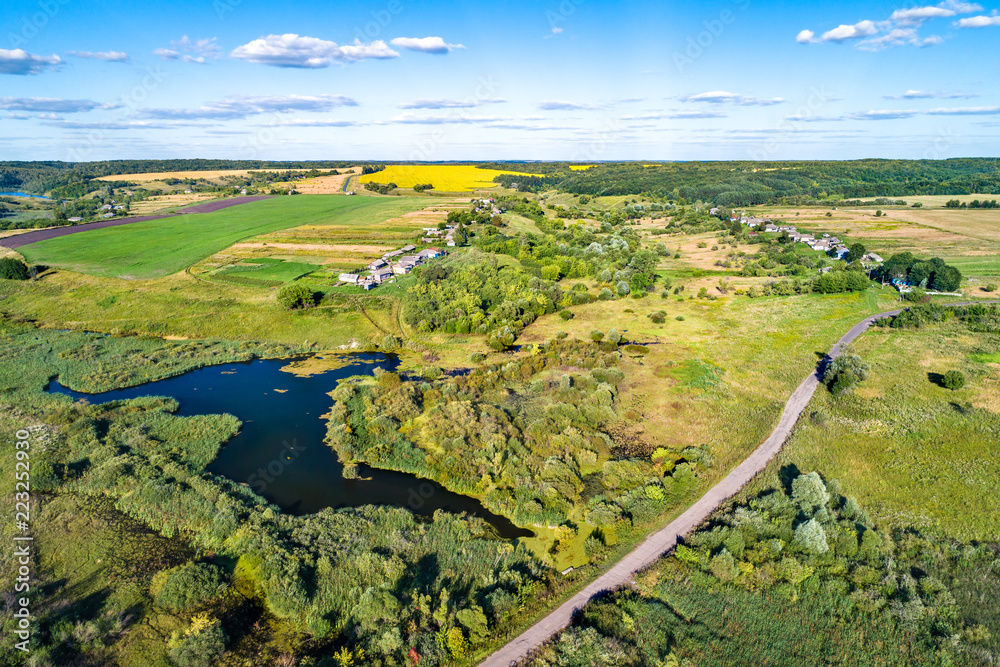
<box><xmin>488</xmin><ymin>159</ymin><xmax>1000</xmax><ymax>204</ymax></box>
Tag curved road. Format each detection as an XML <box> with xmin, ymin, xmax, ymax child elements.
<box><xmin>481</xmin><ymin>301</ymin><xmax>999</xmax><ymax>667</ymax></box>
<box><xmin>0</xmin><ymin>195</ymin><xmax>272</xmax><ymax>250</ymax></box>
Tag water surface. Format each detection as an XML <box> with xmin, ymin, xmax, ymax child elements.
<box><xmin>47</xmin><ymin>354</ymin><xmax>529</xmax><ymax>538</ymax></box>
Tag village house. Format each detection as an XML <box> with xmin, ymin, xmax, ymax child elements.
<box><xmin>338</xmin><ymin>273</ymin><xmax>359</xmax><ymax>284</ymax></box>
<box><xmin>368</xmin><ymin>259</ymin><xmax>387</xmax><ymax>271</ymax></box>
<box><xmin>401</xmin><ymin>244</ymin><xmax>416</xmax><ymax>252</ymax></box>
<box><xmin>372</xmin><ymin>268</ymin><xmax>394</xmax><ymax>283</ymax></box>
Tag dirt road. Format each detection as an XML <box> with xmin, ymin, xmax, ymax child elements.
<box><xmin>479</xmin><ymin>302</ymin><xmax>997</xmax><ymax>667</ymax></box>
<box><xmin>0</xmin><ymin>195</ymin><xmax>272</xmax><ymax>250</ymax></box>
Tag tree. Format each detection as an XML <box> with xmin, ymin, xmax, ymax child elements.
<box><xmin>277</xmin><ymin>283</ymin><xmax>316</xmax><ymax>309</ymax></box>
<box><xmin>153</xmin><ymin>562</ymin><xmax>228</xmax><ymax>612</ymax></box>
<box><xmin>794</xmin><ymin>518</ymin><xmax>829</xmax><ymax>554</ymax></box>
<box><xmin>487</xmin><ymin>325</ymin><xmax>516</xmax><ymax>350</ymax></box>
<box><xmin>169</xmin><ymin>614</ymin><xmax>226</xmax><ymax>667</ymax></box>
<box><xmin>822</xmin><ymin>352</ymin><xmax>869</xmax><ymax>395</ymax></box>
<box><xmin>942</xmin><ymin>370</ymin><xmax>966</xmax><ymax>390</ymax></box>
<box><xmin>0</xmin><ymin>257</ymin><xmax>29</xmax><ymax>280</ymax></box>
<box><xmin>792</xmin><ymin>472</ymin><xmax>829</xmax><ymax>512</ymax></box>
<box><xmin>845</xmin><ymin>242</ymin><xmax>867</xmax><ymax>264</ymax></box>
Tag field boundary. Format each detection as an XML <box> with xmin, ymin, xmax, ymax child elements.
<box><xmin>479</xmin><ymin>300</ymin><xmax>1000</xmax><ymax>667</ymax></box>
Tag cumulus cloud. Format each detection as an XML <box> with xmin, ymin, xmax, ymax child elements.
<box><xmin>955</xmin><ymin>12</ymin><xmax>1000</xmax><ymax>26</ymax></box>
<box><xmin>67</xmin><ymin>50</ymin><xmax>130</xmax><ymax>62</ymax></box>
<box><xmin>231</xmin><ymin>34</ymin><xmax>398</xmax><ymax>67</ymax></box>
<box><xmin>0</xmin><ymin>49</ymin><xmax>61</xmax><ymax>75</ymax></box>
<box><xmin>821</xmin><ymin>20</ymin><xmax>879</xmax><ymax>41</ymax></box>
<box><xmin>679</xmin><ymin>91</ymin><xmax>785</xmax><ymax>106</ymax></box>
<box><xmin>389</xmin><ymin>37</ymin><xmax>464</xmax><ymax>53</ymax></box>
<box><xmin>538</xmin><ymin>101</ymin><xmax>597</xmax><ymax>110</ymax></box>
<box><xmin>138</xmin><ymin>94</ymin><xmax>358</xmax><ymax>120</ymax></box>
<box><xmin>397</xmin><ymin>98</ymin><xmax>505</xmax><ymax>109</ymax></box>
<box><xmin>798</xmin><ymin>2</ymin><xmax>984</xmax><ymax>49</ymax></box>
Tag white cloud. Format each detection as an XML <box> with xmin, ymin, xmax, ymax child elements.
<box><xmin>264</xmin><ymin>118</ymin><xmax>360</xmax><ymax>127</ymax></box>
<box><xmin>821</xmin><ymin>20</ymin><xmax>879</xmax><ymax>42</ymax></box>
<box><xmin>927</xmin><ymin>105</ymin><xmax>1000</xmax><ymax>114</ymax></box>
<box><xmin>138</xmin><ymin>94</ymin><xmax>358</xmax><ymax>120</ymax></box>
<box><xmin>551</xmin><ymin>27</ymin><xmax>564</xmax><ymax>34</ymax></box>
<box><xmin>890</xmin><ymin>6</ymin><xmax>956</xmax><ymax>25</ymax></box>
<box><xmin>955</xmin><ymin>12</ymin><xmax>1000</xmax><ymax>26</ymax></box>
<box><xmin>153</xmin><ymin>49</ymin><xmax>206</xmax><ymax>64</ymax></box>
<box><xmin>884</xmin><ymin>89</ymin><xmax>979</xmax><ymax>99</ymax></box>
<box><xmin>538</xmin><ymin>100</ymin><xmax>597</xmax><ymax>110</ymax></box>
<box><xmin>154</xmin><ymin>36</ymin><xmax>220</xmax><ymax>63</ymax></box>
<box><xmin>622</xmin><ymin>111</ymin><xmax>727</xmax><ymax>120</ymax></box>
<box><xmin>799</xmin><ymin>2</ymin><xmax>984</xmax><ymax>50</ymax></box>
<box><xmin>0</xmin><ymin>97</ymin><xmax>115</xmax><ymax>113</ymax></box>
<box><xmin>857</xmin><ymin>27</ymin><xmax>943</xmax><ymax>50</ymax></box>
<box><xmin>67</xmin><ymin>50</ymin><xmax>130</xmax><ymax>62</ymax></box>
<box><xmin>231</xmin><ymin>34</ymin><xmax>398</xmax><ymax>67</ymax></box>
<box><xmin>385</xmin><ymin>112</ymin><xmax>504</xmax><ymax>124</ymax></box>
<box><xmin>0</xmin><ymin>49</ymin><xmax>61</xmax><ymax>75</ymax></box>
<box><xmin>851</xmin><ymin>109</ymin><xmax>920</xmax><ymax>119</ymax></box>
<box><xmin>679</xmin><ymin>91</ymin><xmax>785</xmax><ymax>106</ymax></box>
<box><xmin>397</xmin><ymin>98</ymin><xmax>505</xmax><ymax>109</ymax></box>
<box><xmin>389</xmin><ymin>36</ymin><xmax>464</xmax><ymax>54</ymax></box>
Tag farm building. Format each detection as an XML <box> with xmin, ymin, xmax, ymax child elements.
<box><xmin>338</xmin><ymin>273</ymin><xmax>359</xmax><ymax>284</ymax></box>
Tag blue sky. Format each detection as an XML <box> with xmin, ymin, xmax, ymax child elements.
<box><xmin>1</xmin><ymin>0</ymin><xmax>998</xmax><ymax>161</ymax></box>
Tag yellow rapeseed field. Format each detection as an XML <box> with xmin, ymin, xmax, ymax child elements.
<box><xmin>359</xmin><ymin>164</ymin><xmax>543</xmax><ymax>191</ymax></box>
<box><xmin>569</xmin><ymin>165</ymin><xmax>595</xmax><ymax>170</ymax></box>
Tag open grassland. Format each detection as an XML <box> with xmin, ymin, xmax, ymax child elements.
<box><xmin>749</xmin><ymin>319</ymin><xmax>1000</xmax><ymax>541</ymax></box>
<box><xmin>0</xmin><ymin>270</ymin><xmax>383</xmax><ymax>346</ymax></box>
<box><xmin>359</xmin><ymin>164</ymin><xmax>543</xmax><ymax>191</ymax></box>
<box><xmin>18</xmin><ymin>196</ymin><xmax>426</xmax><ymax>279</ymax></box>
<box><xmin>518</xmin><ymin>289</ymin><xmax>904</xmax><ymax>520</ymax></box>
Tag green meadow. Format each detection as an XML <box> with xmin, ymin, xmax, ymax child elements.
<box><xmin>18</xmin><ymin>195</ymin><xmax>426</xmax><ymax>279</ymax></box>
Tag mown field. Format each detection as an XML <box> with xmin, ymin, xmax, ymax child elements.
<box><xmin>359</xmin><ymin>164</ymin><xmax>543</xmax><ymax>191</ymax></box>
<box><xmin>18</xmin><ymin>195</ymin><xmax>427</xmax><ymax>279</ymax></box>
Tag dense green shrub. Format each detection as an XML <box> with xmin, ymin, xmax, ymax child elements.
<box><xmin>822</xmin><ymin>352</ymin><xmax>869</xmax><ymax>395</ymax></box>
<box><xmin>168</xmin><ymin>615</ymin><xmax>226</xmax><ymax>667</ymax></box>
<box><xmin>942</xmin><ymin>369</ymin><xmax>966</xmax><ymax>390</ymax></box>
<box><xmin>276</xmin><ymin>283</ymin><xmax>316</xmax><ymax>309</ymax></box>
<box><xmin>153</xmin><ymin>562</ymin><xmax>228</xmax><ymax>612</ymax></box>
<box><xmin>0</xmin><ymin>257</ymin><xmax>30</xmax><ymax>280</ymax></box>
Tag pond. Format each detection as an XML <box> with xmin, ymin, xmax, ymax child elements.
<box><xmin>47</xmin><ymin>354</ymin><xmax>530</xmax><ymax>538</ymax></box>
<box><xmin>0</xmin><ymin>192</ymin><xmax>50</xmax><ymax>199</ymax></box>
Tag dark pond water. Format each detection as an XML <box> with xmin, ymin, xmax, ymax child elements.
<box><xmin>47</xmin><ymin>354</ymin><xmax>529</xmax><ymax>538</ymax></box>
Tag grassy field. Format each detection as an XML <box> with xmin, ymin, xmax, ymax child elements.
<box><xmin>18</xmin><ymin>195</ymin><xmax>427</xmax><ymax>279</ymax></box>
<box><xmin>748</xmin><ymin>318</ymin><xmax>1000</xmax><ymax>541</ymax></box>
<box><xmin>359</xmin><ymin>164</ymin><xmax>543</xmax><ymax>191</ymax></box>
